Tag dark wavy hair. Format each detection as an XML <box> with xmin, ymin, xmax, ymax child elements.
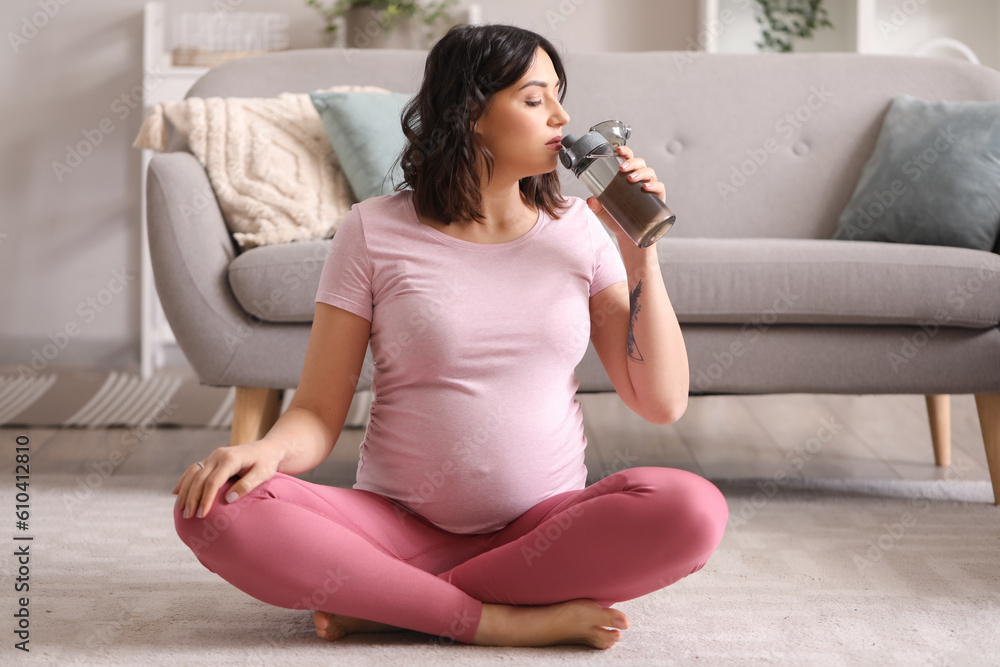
<box><xmin>392</xmin><ymin>24</ymin><xmax>570</xmax><ymax>224</ymax></box>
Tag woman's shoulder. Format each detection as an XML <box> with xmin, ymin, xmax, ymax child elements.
<box><xmin>337</xmin><ymin>190</ymin><xmax>426</xmax><ymax>251</ymax></box>
<box><xmin>551</xmin><ymin>196</ymin><xmax>602</xmax><ymax>234</ymax></box>
<box><xmin>352</xmin><ymin>190</ymin><xmax>413</xmax><ymax>217</ymax></box>
<box><xmin>343</xmin><ymin>190</ymin><xmax>415</xmax><ymax>233</ymax></box>
<box><xmin>556</xmin><ymin>195</ymin><xmax>590</xmax><ymax>217</ymax></box>
<box><xmin>552</xmin><ymin>195</ymin><xmax>605</xmax><ymax>230</ymax></box>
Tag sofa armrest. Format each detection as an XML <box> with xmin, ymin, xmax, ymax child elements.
<box><xmin>144</xmin><ymin>152</ymin><xmax>261</xmax><ymax>385</ymax></box>
<box><xmin>145</xmin><ymin>151</ymin><xmax>375</xmax><ymax>391</ymax></box>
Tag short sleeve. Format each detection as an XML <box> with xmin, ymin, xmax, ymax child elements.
<box><xmin>586</xmin><ymin>208</ymin><xmax>628</xmax><ymax>297</ymax></box>
<box><xmin>314</xmin><ymin>206</ymin><xmax>373</xmax><ymax>321</ymax></box>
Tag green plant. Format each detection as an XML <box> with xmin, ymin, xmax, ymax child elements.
<box><xmin>306</xmin><ymin>0</ymin><xmax>457</xmax><ymax>41</ymax></box>
<box><xmin>753</xmin><ymin>0</ymin><xmax>834</xmax><ymax>53</ymax></box>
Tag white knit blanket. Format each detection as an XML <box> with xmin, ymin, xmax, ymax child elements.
<box><xmin>134</xmin><ymin>86</ymin><xmax>386</xmax><ymax>249</ymax></box>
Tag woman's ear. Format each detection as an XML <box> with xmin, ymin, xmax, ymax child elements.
<box><xmin>469</xmin><ymin>98</ymin><xmax>488</xmax><ymax>135</ymax></box>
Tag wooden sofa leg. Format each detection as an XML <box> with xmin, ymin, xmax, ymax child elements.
<box><xmin>925</xmin><ymin>394</ymin><xmax>951</xmax><ymax>467</ymax></box>
<box><xmin>975</xmin><ymin>393</ymin><xmax>1000</xmax><ymax>506</ymax></box>
<box><xmin>230</xmin><ymin>387</ymin><xmax>283</xmax><ymax>446</ymax></box>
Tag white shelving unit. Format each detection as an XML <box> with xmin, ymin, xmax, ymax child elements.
<box><xmin>139</xmin><ymin>2</ymin><xmax>209</xmax><ymax>379</ymax></box>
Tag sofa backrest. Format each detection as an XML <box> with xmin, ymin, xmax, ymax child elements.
<box><xmin>181</xmin><ymin>48</ymin><xmax>1000</xmax><ymax>241</ymax></box>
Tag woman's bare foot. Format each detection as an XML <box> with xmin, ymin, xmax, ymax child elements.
<box><xmin>473</xmin><ymin>598</ymin><xmax>629</xmax><ymax>649</ymax></box>
<box><xmin>313</xmin><ymin>610</ymin><xmax>405</xmax><ymax>641</ymax></box>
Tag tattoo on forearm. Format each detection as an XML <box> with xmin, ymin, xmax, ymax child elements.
<box><xmin>627</xmin><ymin>280</ymin><xmax>644</xmax><ymax>363</ymax></box>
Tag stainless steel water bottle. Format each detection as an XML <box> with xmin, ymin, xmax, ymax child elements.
<box><xmin>560</xmin><ymin>120</ymin><xmax>676</xmax><ymax>248</ymax></box>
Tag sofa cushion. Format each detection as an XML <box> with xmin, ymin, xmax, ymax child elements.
<box><xmin>833</xmin><ymin>94</ymin><xmax>1000</xmax><ymax>251</ymax></box>
<box><xmin>227</xmin><ymin>238</ymin><xmax>333</xmax><ymax>323</ymax></box>
<box><xmin>310</xmin><ymin>90</ymin><xmax>412</xmax><ymax>202</ymax></box>
<box><xmin>657</xmin><ymin>238</ymin><xmax>999</xmax><ymax>329</ymax></box>
<box><xmin>229</xmin><ymin>236</ymin><xmax>1000</xmax><ymax>329</ymax></box>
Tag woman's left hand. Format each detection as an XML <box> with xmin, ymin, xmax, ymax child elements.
<box><xmin>586</xmin><ymin>145</ymin><xmax>667</xmax><ymax>239</ymax></box>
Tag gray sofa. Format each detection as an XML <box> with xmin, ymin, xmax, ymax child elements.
<box><xmin>145</xmin><ymin>48</ymin><xmax>1000</xmax><ymax>503</ymax></box>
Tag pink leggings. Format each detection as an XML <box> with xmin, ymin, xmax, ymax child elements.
<box><xmin>174</xmin><ymin>466</ymin><xmax>728</xmax><ymax>645</ymax></box>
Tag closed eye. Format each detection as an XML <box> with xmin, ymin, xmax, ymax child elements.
<box><xmin>526</xmin><ymin>100</ymin><xmax>542</xmax><ymax>107</ymax></box>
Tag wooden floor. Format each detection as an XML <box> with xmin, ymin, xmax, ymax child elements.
<box><xmin>2</xmin><ymin>392</ymin><xmax>991</xmax><ymax>488</ymax></box>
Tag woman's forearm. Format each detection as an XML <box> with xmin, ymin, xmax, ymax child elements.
<box><xmin>618</xmin><ymin>243</ymin><xmax>690</xmax><ymax>423</ymax></box>
<box><xmin>259</xmin><ymin>406</ymin><xmax>337</xmax><ymax>476</ymax></box>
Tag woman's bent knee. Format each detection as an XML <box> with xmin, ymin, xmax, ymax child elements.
<box><xmin>626</xmin><ymin>467</ymin><xmax>729</xmax><ymax>558</ymax></box>
<box><xmin>173</xmin><ymin>477</ymin><xmax>245</xmax><ymax>559</ymax></box>
<box><xmin>684</xmin><ymin>473</ymin><xmax>729</xmax><ymax>553</ymax></box>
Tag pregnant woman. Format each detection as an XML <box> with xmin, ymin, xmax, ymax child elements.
<box><xmin>173</xmin><ymin>23</ymin><xmax>728</xmax><ymax>650</ymax></box>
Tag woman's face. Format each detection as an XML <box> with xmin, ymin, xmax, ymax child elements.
<box><xmin>474</xmin><ymin>46</ymin><xmax>571</xmax><ymax>182</ymax></box>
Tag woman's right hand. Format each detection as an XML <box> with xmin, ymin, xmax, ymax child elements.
<box><xmin>172</xmin><ymin>439</ymin><xmax>287</xmax><ymax>520</ymax></box>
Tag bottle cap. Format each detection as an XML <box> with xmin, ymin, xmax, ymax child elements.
<box><xmin>559</xmin><ymin>131</ymin><xmax>613</xmax><ymax>172</ymax></box>
<box><xmin>590</xmin><ymin>120</ymin><xmax>631</xmax><ymax>148</ymax></box>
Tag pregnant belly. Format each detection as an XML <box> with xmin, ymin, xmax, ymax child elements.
<box><xmin>357</xmin><ymin>393</ymin><xmax>587</xmax><ymax>533</ymax></box>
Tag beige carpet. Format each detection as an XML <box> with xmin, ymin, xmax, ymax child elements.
<box><xmin>6</xmin><ymin>473</ymin><xmax>999</xmax><ymax>666</ymax></box>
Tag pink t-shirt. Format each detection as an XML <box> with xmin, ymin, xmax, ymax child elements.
<box><xmin>315</xmin><ymin>189</ymin><xmax>627</xmax><ymax>534</ymax></box>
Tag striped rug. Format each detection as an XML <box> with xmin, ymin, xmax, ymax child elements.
<box><xmin>0</xmin><ymin>366</ymin><xmax>236</xmax><ymax>428</ymax></box>
<box><xmin>0</xmin><ymin>365</ymin><xmax>375</xmax><ymax>429</ymax></box>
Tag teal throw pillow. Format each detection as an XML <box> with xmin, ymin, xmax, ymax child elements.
<box><xmin>833</xmin><ymin>94</ymin><xmax>1000</xmax><ymax>251</ymax></box>
<box><xmin>310</xmin><ymin>90</ymin><xmax>412</xmax><ymax>202</ymax></box>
